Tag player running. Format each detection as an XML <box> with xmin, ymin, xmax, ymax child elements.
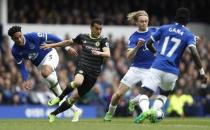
<box><xmin>8</xmin><ymin>26</ymin><xmax>82</xmax><ymax>122</ymax></box>
<box><xmin>40</xmin><ymin>19</ymin><xmax>111</xmax><ymax>123</ymax></box>
<box><xmin>134</xmin><ymin>8</ymin><xmax>207</xmax><ymax>123</ymax></box>
<box><xmin>104</xmin><ymin>10</ymin><xmax>158</xmax><ymax>121</ymax></box>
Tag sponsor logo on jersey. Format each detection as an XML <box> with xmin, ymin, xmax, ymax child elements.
<box><xmin>28</xmin><ymin>52</ymin><xmax>38</xmax><ymax>60</ymax></box>
<box><xmin>85</xmin><ymin>46</ymin><xmax>100</xmax><ymax>51</ymax></box>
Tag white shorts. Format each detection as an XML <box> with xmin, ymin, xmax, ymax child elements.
<box><xmin>120</xmin><ymin>67</ymin><xmax>150</xmax><ymax>88</ymax></box>
<box><xmin>142</xmin><ymin>68</ymin><xmax>178</xmax><ymax>92</ymax></box>
<box><xmin>38</xmin><ymin>48</ymin><xmax>59</xmax><ymax>70</ymax></box>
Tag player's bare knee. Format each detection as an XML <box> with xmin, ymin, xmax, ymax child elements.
<box><xmin>115</xmin><ymin>91</ymin><xmax>123</xmax><ymax>99</ymax></box>
<box><xmin>72</xmin><ymin>79</ymin><xmax>83</xmax><ymax>87</ymax></box>
<box><xmin>41</xmin><ymin>65</ymin><xmax>53</xmax><ymax>78</ymax></box>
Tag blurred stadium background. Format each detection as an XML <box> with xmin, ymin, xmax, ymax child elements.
<box><xmin>0</xmin><ymin>0</ymin><xmax>210</xmax><ymax>120</ymax></box>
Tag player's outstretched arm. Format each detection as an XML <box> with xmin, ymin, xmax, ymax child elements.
<box><xmin>146</xmin><ymin>39</ymin><xmax>157</xmax><ymax>54</ymax></box>
<box><xmin>189</xmin><ymin>46</ymin><xmax>207</xmax><ymax>83</ymax></box>
<box><xmin>127</xmin><ymin>40</ymin><xmax>144</xmax><ymax>60</ymax></box>
<box><xmin>64</xmin><ymin>46</ymin><xmax>78</xmax><ymax>57</ymax></box>
<box><xmin>17</xmin><ymin>63</ymin><xmax>33</xmax><ymax>90</ymax></box>
<box><xmin>101</xmin><ymin>47</ymin><xmax>111</xmax><ymax>58</ymax></box>
<box><xmin>91</xmin><ymin>47</ymin><xmax>111</xmax><ymax>58</ymax></box>
<box><xmin>40</xmin><ymin>39</ymin><xmax>74</xmax><ymax>50</ymax></box>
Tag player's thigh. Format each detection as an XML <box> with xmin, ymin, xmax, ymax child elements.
<box><xmin>141</xmin><ymin>68</ymin><xmax>161</xmax><ymax>92</ymax></box>
<box><xmin>74</xmin><ymin>73</ymin><xmax>85</xmax><ymax>86</ymax></box>
<box><xmin>160</xmin><ymin>72</ymin><xmax>178</xmax><ymax>91</ymax></box>
<box><xmin>120</xmin><ymin>67</ymin><xmax>146</xmax><ymax>88</ymax></box>
<box><xmin>39</xmin><ymin>49</ymin><xmax>59</xmax><ymax>70</ymax></box>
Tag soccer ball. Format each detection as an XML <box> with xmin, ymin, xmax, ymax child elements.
<box><xmin>156</xmin><ymin>109</ymin><xmax>164</xmax><ymax>121</ymax></box>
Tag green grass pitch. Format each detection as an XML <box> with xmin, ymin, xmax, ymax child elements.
<box><xmin>0</xmin><ymin>118</ymin><xmax>210</xmax><ymax>130</ymax></box>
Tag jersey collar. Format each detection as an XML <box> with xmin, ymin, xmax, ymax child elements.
<box><xmin>89</xmin><ymin>34</ymin><xmax>101</xmax><ymax>39</ymax></box>
<box><xmin>23</xmin><ymin>35</ymin><xmax>26</xmax><ymax>45</ymax></box>
<box><xmin>175</xmin><ymin>22</ymin><xmax>185</xmax><ymax>27</ymax></box>
<box><xmin>137</xmin><ymin>28</ymin><xmax>149</xmax><ymax>33</ymax></box>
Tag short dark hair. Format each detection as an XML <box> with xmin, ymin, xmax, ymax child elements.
<box><xmin>8</xmin><ymin>26</ymin><xmax>22</xmax><ymax>37</ymax></box>
<box><xmin>174</xmin><ymin>7</ymin><xmax>190</xmax><ymax>25</ymax></box>
<box><xmin>90</xmin><ymin>19</ymin><xmax>103</xmax><ymax>27</ymax></box>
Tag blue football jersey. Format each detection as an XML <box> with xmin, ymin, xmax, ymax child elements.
<box><xmin>12</xmin><ymin>32</ymin><xmax>62</xmax><ymax>80</ymax></box>
<box><xmin>128</xmin><ymin>27</ymin><xmax>158</xmax><ymax>69</ymax></box>
<box><xmin>151</xmin><ymin>23</ymin><xmax>196</xmax><ymax>75</ymax></box>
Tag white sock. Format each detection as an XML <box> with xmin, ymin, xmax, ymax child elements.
<box><xmin>152</xmin><ymin>95</ymin><xmax>167</xmax><ymax>110</ymax></box>
<box><xmin>130</xmin><ymin>94</ymin><xmax>141</xmax><ymax>104</ymax></box>
<box><xmin>71</xmin><ymin>104</ymin><xmax>80</xmax><ymax>112</ymax></box>
<box><xmin>46</xmin><ymin>71</ymin><xmax>81</xmax><ymax>113</ymax></box>
<box><xmin>45</xmin><ymin>71</ymin><xmax>62</xmax><ymax>96</ymax></box>
<box><xmin>138</xmin><ymin>95</ymin><xmax>149</xmax><ymax>112</ymax></box>
<box><xmin>108</xmin><ymin>104</ymin><xmax>117</xmax><ymax>115</ymax></box>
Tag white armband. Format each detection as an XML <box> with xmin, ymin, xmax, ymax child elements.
<box><xmin>65</xmin><ymin>46</ymin><xmax>71</xmax><ymax>51</ymax></box>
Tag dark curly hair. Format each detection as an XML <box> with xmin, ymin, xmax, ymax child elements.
<box><xmin>175</xmin><ymin>7</ymin><xmax>190</xmax><ymax>25</ymax></box>
<box><xmin>8</xmin><ymin>26</ymin><xmax>22</xmax><ymax>37</ymax></box>
<box><xmin>91</xmin><ymin>19</ymin><xmax>103</xmax><ymax>27</ymax></box>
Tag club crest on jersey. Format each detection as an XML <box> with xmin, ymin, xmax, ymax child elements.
<box><xmin>95</xmin><ymin>42</ymin><xmax>100</xmax><ymax>47</ymax></box>
<box><xmin>29</xmin><ymin>42</ymin><xmax>35</xmax><ymax>49</ymax></box>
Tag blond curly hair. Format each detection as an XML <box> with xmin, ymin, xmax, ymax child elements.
<box><xmin>127</xmin><ymin>10</ymin><xmax>149</xmax><ymax>24</ymax></box>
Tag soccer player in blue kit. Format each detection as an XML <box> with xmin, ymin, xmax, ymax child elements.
<box><xmin>104</xmin><ymin>10</ymin><xmax>158</xmax><ymax>121</ymax></box>
<box><xmin>135</xmin><ymin>8</ymin><xmax>208</xmax><ymax>123</ymax></box>
<box><xmin>8</xmin><ymin>26</ymin><xmax>83</xmax><ymax>122</ymax></box>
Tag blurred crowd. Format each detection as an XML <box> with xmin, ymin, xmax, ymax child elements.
<box><xmin>8</xmin><ymin>0</ymin><xmax>210</xmax><ymax>25</ymax></box>
<box><xmin>0</xmin><ymin>33</ymin><xmax>210</xmax><ymax>117</ymax></box>
<box><xmin>2</xmin><ymin>0</ymin><xmax>210</xmax><ymax>117</ymax></box>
